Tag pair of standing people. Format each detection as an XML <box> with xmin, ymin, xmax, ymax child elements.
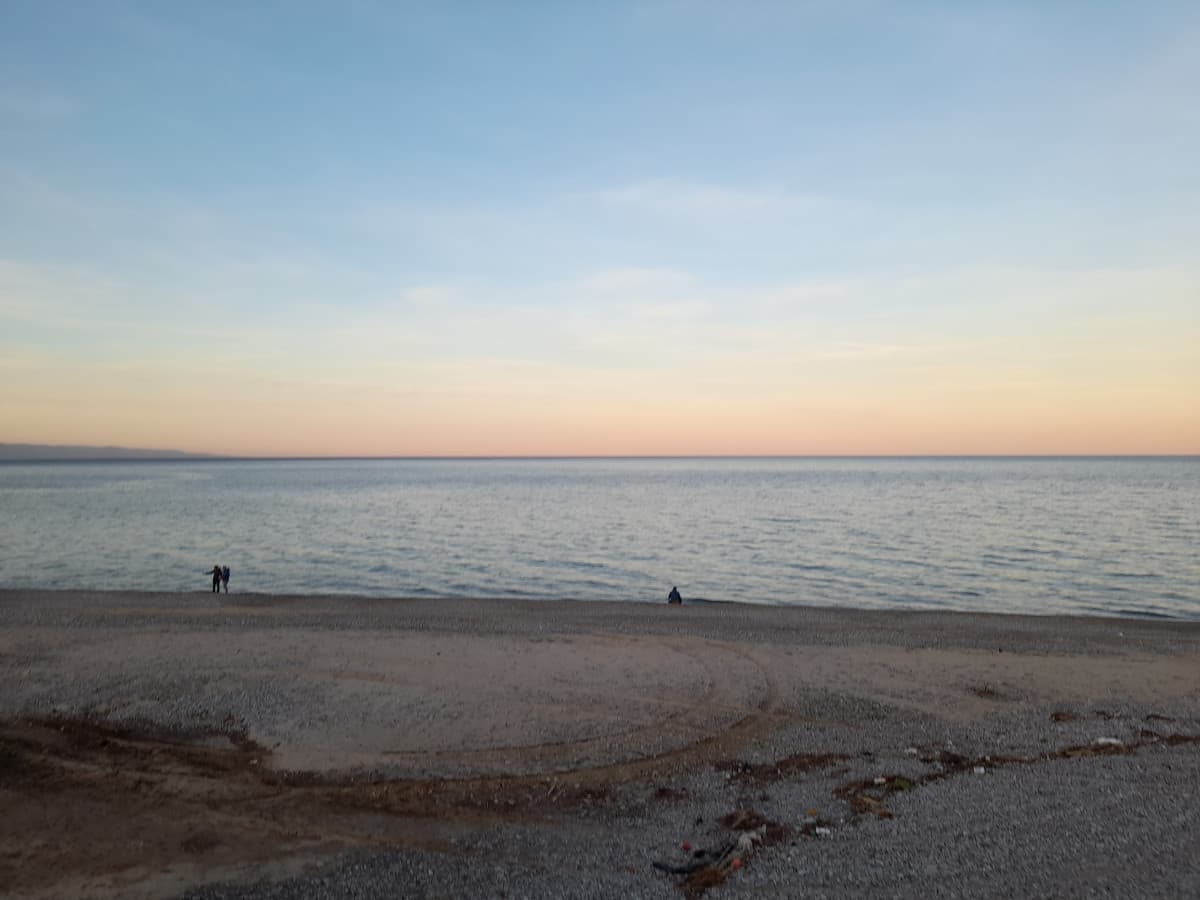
<box><xmin>209</xmin><ymin>565</ymin><xmax>230</xmax><ymax>593</ymax></box>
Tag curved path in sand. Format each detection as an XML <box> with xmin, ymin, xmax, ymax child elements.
<box><xmin>3</xmin><ymin>590</ymin><xmax>1196</xmax><ymax>779</ymax></box>
<box><xmin>3</xmin><ymin>590</ymin><xmax>1199</xmax><ymax>900</ymax></box>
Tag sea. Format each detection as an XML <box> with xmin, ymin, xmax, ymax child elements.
<box><xmin>0</xmin><ymin>457</ymin><xmax>1197</xmax><ymax>620</ymax></box>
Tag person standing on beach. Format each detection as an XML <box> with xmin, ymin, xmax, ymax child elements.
<box><xmin>221</xmin><ymin>565</ymin><xmax>230</xmax><ymax>593</ymax></box>
<box><xmin>667</xmin><ymin>586</ymin><xmax>682</xmax><ymax>605</ymax></box>
<box><xmin>209</xmin><ymin>565</ymin><xmax>222</xmax><ymax>593</ymax></box>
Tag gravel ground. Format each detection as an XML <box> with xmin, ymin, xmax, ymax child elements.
<box><xmin>2</xmin><ymin>589</ymin><xmax>1198</xmax><ymax>899</ymax></box>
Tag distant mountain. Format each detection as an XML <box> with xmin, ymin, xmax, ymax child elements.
<box><xmin>0</xmin><ymin>443</ymin><xmax>218</xmax><ymax>461</ymax></box>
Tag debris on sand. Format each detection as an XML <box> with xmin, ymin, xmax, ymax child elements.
<box><xmin>714</xmin><ymin>752</ymin><xmax>847</xmax><ymax>785</ymax></box>
<box><xmin>653</xmin><ymin>808</ymin><xmax>789</xmax><ymax>897</ymax></box>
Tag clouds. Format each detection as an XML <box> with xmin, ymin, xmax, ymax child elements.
<box><xmin>586</xmin><ymin>179</ymin><xmax>829</xmax><ymax>223</ymax></box>
<box><xmin>3</xmin><ymin>252</ymin><xmax>1196</xmax><ymax>454</ymax></box>
<box><xmin>1</xmin><ymin>2</ymin><xmax>1198</xmax><ymax>453</ymax></box>
<box><xmin>574</xmin><ymin>265</ymin><xmax>695</xmax><ymax>295</ymax></box>
<box><xmin>0</xmin><ymin>90</ymin><xmax>75</xmax><ymax>120</ymax></box>
<box><xmin>1099</xmin><ymin>26</ymin><xmax>1200</xmax><ymax>137</ymax></box>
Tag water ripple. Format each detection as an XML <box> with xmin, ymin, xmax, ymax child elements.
<box><xmin>0</xmin><ymin>457</ymin><xmax>1197</xmax><ymax>619</ymax></box>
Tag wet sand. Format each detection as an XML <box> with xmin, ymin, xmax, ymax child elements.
<box><xmin>2</xmin><ymin>590</ymin><xmax>1198</xmax><ymax>899</ymax></box>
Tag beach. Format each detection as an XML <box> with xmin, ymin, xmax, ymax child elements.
<box><xmin>2</xmin><ymin>590</ymin><xmax>1198</xmax><ymax>899</ymax></box>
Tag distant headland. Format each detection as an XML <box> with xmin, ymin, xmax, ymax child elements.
<box><xmin>0</xmin><ymin>443</ymin><xmax>218</xmax><ymax>461</ymax></box>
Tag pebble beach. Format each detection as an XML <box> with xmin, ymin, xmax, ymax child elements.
<box><xmin>2</xmin><ymin>589</ymin><xmax>1198</xmax><ymax>899</ymax></box>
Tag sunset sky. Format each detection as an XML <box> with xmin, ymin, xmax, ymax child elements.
<box><xmin>2</xmin><ymin>1</ymin><xmax>1197</xmax><ymax>456</ymax></box>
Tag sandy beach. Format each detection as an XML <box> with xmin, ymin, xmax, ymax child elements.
<box><xmin>2</xmin><ymin>589</ymin><xmax>1198</xmax><ymax>899</ymax></box>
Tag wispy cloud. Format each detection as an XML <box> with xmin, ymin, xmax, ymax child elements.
<box><xmin>0</xmin><ymin>91</ymin><xmax>75</xmax><ymax>119</ymax></box>
<box><xmin>631</xmin><ymin>0</ymin><xmax>881</xmax><ymax>29</ymax></box>
<box><xmin>584</xmin><ymin>178</ymin><xmax>831</xmax><ymax>223</ymax></box>
<box><xmin>0</xmin><ymin>351</ymin><xmax>38</xmax><ymax>370</ymax></box>
<box><xmin>814</xmin><ymin>341</ymin><xmax>918</xmax><ymax>360</ymax></box>
<box><xmin>574</xmin><ymin>266</ymin><xmax>695</xmax><ymax>295</ymax></box>
<box><xmin>399</xmin><ymin>284</ymin><xmax>460</xmax><ymax>308</ymax></box>
<box><xmin>1102</xmin><ymin>27</ymin><xmax>1200</xmax><ymax>127</ymax></box>
<box><xmin>0</xmin><ymin>259</ymin><xmax>126</xmax><ymax>321</ymax></box>
<box><xmin>0</xmin><ymin>166</ymin><xmax>100</xmax><ymax>229</ymax></box>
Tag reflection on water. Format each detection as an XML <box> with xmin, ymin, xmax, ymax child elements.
<box><xmin>0</xmin><ymin>457</ymin><xmax>1197</xmax><ymax>619</ymax></box>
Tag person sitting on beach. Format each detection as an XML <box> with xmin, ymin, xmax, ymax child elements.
<box><xmin>667</xmin><ymin>586</ymin><xmax>682</xmax><ymax>605</ymax></box>
<box><xmin>209</xmin><ymin>565</ymin><xmax>222</xmax><ymax>593</ymax></box>
<box><xmin>221</xmin><ymin>565</ymin><xmax>230</xmax><ymax>593</ymax></box>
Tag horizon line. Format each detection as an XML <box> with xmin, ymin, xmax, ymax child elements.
<box><xmin>3</xmin><ymin>452</ymin><xmax>1198</xmax><ymax>463</ymax></box>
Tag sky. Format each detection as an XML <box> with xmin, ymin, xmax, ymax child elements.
<box><xmin>1</xmin><ymin>1</ymin><xmax>1197</xmax><ymax>456</ymax></box>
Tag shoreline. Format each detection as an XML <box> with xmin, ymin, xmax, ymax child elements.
<box><xmin>2</xmin><ymin>589</ymin><xmax>1198</xmax><ymax>898</ymax></box>
<box><xmin>7</xmin><ymin>585</ymin><xmax>1200</xmax><ymax>621</ymax></box>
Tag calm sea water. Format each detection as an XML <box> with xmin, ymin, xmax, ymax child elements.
<box><xmin>0</xmin><ymin>457</ymin><xmax>1196</xmax><ymax>620</ymax></box>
